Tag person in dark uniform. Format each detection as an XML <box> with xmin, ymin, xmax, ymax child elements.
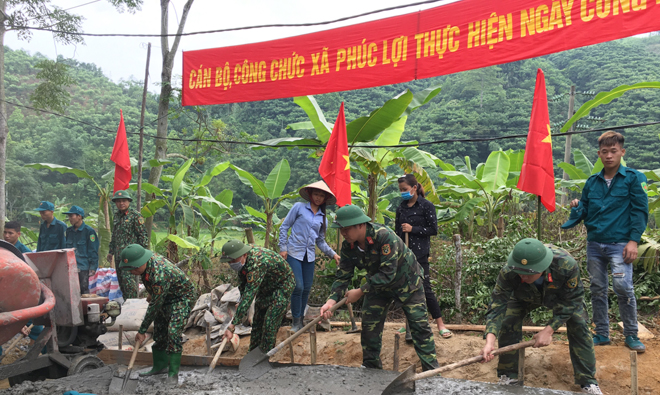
<box><xmin>4</xmin><ymin>221</ymin><xmax>31</xmax><ymax>253</ymax></box>
<box><xmin>64</xmin><ymin>206</ymin><xmax>99</xmax><ymax>294</ymax></box>
<box><xmin>34</xmin><ymin>201</ymin><xmax>66</xmax><ymax>252</ymax></box>
<box><xmin>395</xmin><ymin>174</ymin><xmax>451</xmax><ymax>339</ymax></box>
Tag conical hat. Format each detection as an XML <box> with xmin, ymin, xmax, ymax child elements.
<box><xmin>299</xmin><ymin>181</ymin><xmax>337</xmax><ymax>205</ymax></box>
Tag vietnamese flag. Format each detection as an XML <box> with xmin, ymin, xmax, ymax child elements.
<box><xmin>110</xmin><ymin>109</ymin><xmax>132</xmax><ymax>193</ymax></box>
<box><xmin>517</xmin><ymin>69</ymin><xmax>556</xmax><ymax>212</ymax></box>
<box><xmin>319</xmin><ymin>102</ymin><xmax>351</xmax><ymax>206</ymax></box>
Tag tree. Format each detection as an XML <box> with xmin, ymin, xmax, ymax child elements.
<box><xmin>0</xmin><ymin>0</ymin><xmax>142</xmax><ymax>235</ymax></box>
<box><xmin>144</xmin><ymin>0</ymin><xmax>195</xmax><ymax>238</ymax></box>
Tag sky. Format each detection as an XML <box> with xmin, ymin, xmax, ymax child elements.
<box><xmin>5</xmin><ymin>0</ymin><xmax>455</xmax><ymax>92</ymax></box>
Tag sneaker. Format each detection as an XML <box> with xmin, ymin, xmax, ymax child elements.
<box><xmin>592</xmin><ymin>334</ymin><xmax>611</xmax><ymax>346</ymax></box>
<box><xmin>581</xmin><ymin>384</ymin><xmax>603</xmax><ymax>394</ymax></box>
<box><xmin>625</xmin><ymin>335</ymin><xmax>646</xmax><ymax>352</ymax></box>
<box><xmin>498</xmin><ymin>375</ymin><xmax>519</xmax><ymax>385</ymax></box>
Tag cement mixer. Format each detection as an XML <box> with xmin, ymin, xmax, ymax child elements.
<box><xmin>0</xmin><ymin>241</ymin><xmax>121</xmax><ymax>386</ymax></box>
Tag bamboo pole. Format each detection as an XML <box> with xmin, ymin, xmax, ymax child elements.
<box><xmin>206</xmin><ymin>322</ymin><xmax>212</xmax><ymax>356</ymax></box>
<box><xmin>630</xmin><ymin>351</ymin><xmax>638</xmax><ymax>395</ymax></box>
<box><xmin>393</xmin><ymin>333</ymin><xmax>400</xmax><ymax>372</ymax></box>
<box><xmin>518</xmin><ymin>347</ymin><xmax>525</xmax><ymax>385</ymax></box>
<box><xmin>118</xmin><ymin>325</ymin><xmax>123</xmax><ymax>351</ymax></box>
<box><xmin>310</xmin><ymin>327</ymin><xmax>317</xmax><ymax>365</ymax></box>
<box><xmin>537</xmin><ymin>195</ymin><xmax>542</xmax><ymax>240</ymax></box>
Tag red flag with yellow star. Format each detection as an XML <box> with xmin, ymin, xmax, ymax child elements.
<box><xmin>319</xmin><ymin>102</ymin><xmax>351</xmax><ymax>206</ymax></box>
<box><xmin>517</xmin><ymin>69</ymin><xmax>555</xmax><ymax>212</ymax></box>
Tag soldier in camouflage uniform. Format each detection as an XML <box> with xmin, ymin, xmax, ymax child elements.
<box><xmin>220</xmin><ymin>240</ymin><xmax>295</xmax><ymax>352</ymax></box>
<box><xmin>481</xmin><ymin>238</ymin><xmax>602</xmax><ymax>395</ymax></box>
<box><xmin>120</xmin><ymin>244</ymin><xmax>197</xmax><ymax>385</ymax></box>
<box><xmin>320</xmin><ymin>205</ymin><xmax>439</xmax><ymax>371</ymax></box>
<box><xmin>107</xmin><ymin>190</ymin><xmax>149</xmax><ymax>299</ymax></box>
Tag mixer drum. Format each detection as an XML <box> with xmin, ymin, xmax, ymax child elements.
<box><xmin>0</xmin><ymin>247</ymin><xmax>41</xmax><ymax>345</ymax></box>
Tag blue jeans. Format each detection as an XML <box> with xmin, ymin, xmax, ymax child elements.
<box><xmin>287</xmin><ymin>255</ymin><xmax>315</xmax><ymax>318</ymax></box>
<box><xmin>587</xmin><ymin>241</ymin><xmax>638</xmax><ymax>337</ymax></box>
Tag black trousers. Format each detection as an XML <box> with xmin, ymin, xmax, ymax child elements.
<box><xmin>418</xmin><ymin>256</ymin><xmax>442</xmax><ymax>319</ymax></box>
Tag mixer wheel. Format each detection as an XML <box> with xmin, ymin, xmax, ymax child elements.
<box><xmin>67</xmin><ymin>354</ymin><xmax>104</xmax><ymax>375</ymax></box>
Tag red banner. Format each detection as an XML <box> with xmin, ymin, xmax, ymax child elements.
<box><xmin>183</xmin><ymin>0</ymin><xmax>660</xmax><ymax>106</ymax></box>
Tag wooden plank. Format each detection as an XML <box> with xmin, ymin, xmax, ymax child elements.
<box><xmin>328</xmin><ymin>322</ymin><xmax>568</xmax><ymax>333</ymax></box>
<box><xmin>97</xmin><ymin>349</ymin><xmax>241</xmax><ymax>367</ymax></box>
<box><xmin>517</xmin><ymin>347</ymin><xmax>525</xmax><ymax>385</ymax></box>
<box><xmin>618</xmin><ymin>322</ymin><xmax>655</xmax><ymax>339</ymax></box>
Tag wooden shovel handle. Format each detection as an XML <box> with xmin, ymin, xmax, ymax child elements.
<box><xmin>208</xmin><ymin>337</ymin><xmax>229</xmax><ymax>374</ymax></box>
<box><xmin>127</xmin><ymin>339</ymin><xmax>142</xmax><ymax>370</ymax></box>
<box><xmin>0</xmin><ymin>324</ymin><xmax>34</xmax><ymax>360</ymax></box>
<box><xmin>267</xmin><ymin>297</ymin><xmax>347</xmax><ymax>357</ymax></box>
<box><xmin>411</xmin><ymin>340</ymin><xmax>536</xmax><ymax>382</ymax></box>
<box><xmin>404</xmin><ymin>233</ymin><xmax>409</xmax><ymax>247</ymax></box>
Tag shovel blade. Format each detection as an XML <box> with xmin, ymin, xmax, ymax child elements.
<box><xmin>239</xmin><ymin>347</ymin><xmax>273</xmax><ymax>380</ymax></box>
<box><xmin>381</xmin><ymin>364</ymin><xmax>416</xmax><ymax>395</ymax></box>
<box><xmin>110</xmin><ymin>368</ymin><xmax>139</xmax><ymax>394</ymax></box>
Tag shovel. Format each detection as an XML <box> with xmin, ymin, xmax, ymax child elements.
<box><xmin>207</xmin><ymin>319</ymin><xmax>233</xmax><ymax>375</ymax></box>
<box><xmin>109</xmin><ymin>338</ymin><xmax>141</xmax><ymax>394</ymax></box>
<box><xmin>346</xmin><ymin>303</ymin><xmax>361</xmax><ymax>334</ymax></box>
<box><xmin>240</xmin><ymin>297</ymin><xmax>347</xmax><ymax>380</ymax></box>
<box><xmin>0</xmin><ymin>324</ymin><xmax>33</xmax><ymax>362</ymax></box>
<box><xmin>381</xmin><ymin>339</ymin><xmax>536</xmax><ymax>395</ymax></box>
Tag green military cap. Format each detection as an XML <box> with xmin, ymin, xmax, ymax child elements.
<box><xmin>63</xmin><ymin>205</ymin><xmax>85</xmax><ymax>217</ymax></box>
<box><xmin>34</xmin><ymin>201</ymin><xmax>55</xmax><ymax>211</ymax></box>
<box><xmin>330</xmin><ymin>205</ymin><xmax>371</xmax><ymax>228</ymax></box>
<box><xmin>119</xmin><ymin>244</ymin><xmax>153</xmax><ymax>270</ymax></box>
<box><xmin>112</xmin><ymin>190</ymin><xmax>133</xmax><ymax>202</ymax></box>
<box><xmin>507</xmin><ymin>238</ymin><xmax>553</xmax><ymax>275</ymax></box>
<box><xmin>220</xmin><ymin>239</ymin><xmax>252</xmax><ymax>262</ymax></box>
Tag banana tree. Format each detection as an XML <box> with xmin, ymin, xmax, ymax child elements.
<box><xmin>259</xmin><ymin>85</ymin><xmax>442</xmax><ymax>220</ymax></box>
<box><xmin>194</xmin><ymin>189</ymin><xmax>241</xmax><ymax>254</ymax></box>
<box><xmin>436</xmin><ymin>149</ymin><xmax>523</xmax><ymax>239</ymax></box>
<box><xmin>134</xmin><ymin>159</ymin><xmax>230</xmax><ymax>261</ymax></box>
<box><xmin>231</xmin><ymin>159</ymin><xmax>295</xmax><ymax>249</ymax></box>
<box><xmin>24</xmin><ymin>163</ymin><xmax>114</xmax><ymax>260</ymax></box>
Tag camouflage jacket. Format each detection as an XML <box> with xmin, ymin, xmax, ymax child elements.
<box><xmin>328</xmin><ymin>223</ymin><xmax>423</xmax><ymax>303</ymax></box>
<box><xmin>109</xmin><ymin>208</ymin><xmax>149</xmax><ymax>261</ymax></box>
<box><xmin>138</xmin><ymin>253</ymin><xmax>197</xmax><ymax>334</ymax></box>
<box><xmin>485</xmin><ymin>244</ymin><xmax>586</xmax><ymax>334</ymax></box>
<box><xmin>234</xmin><ymin>247</ymin><xmax>295</xmax><ymax>324</ymax></box>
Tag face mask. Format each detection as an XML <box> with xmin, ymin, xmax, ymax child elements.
<box><xmin>229</xmin><ymin>260</ymin><xmax>243</xmax><ymax>272</ymax></box>
<box><xmin>401</xmin><ymin>191</ymin><xmax>413</xmax><ymax>200</ymax></box>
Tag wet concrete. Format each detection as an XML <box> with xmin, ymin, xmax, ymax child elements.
<box><xmin>0</xmin><ymin>365</ymin><xmax>577</xmax><ymax>395</ymax></box>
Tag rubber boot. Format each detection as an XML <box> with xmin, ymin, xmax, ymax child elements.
<box><xmin>166</xmin><ymin>352</ymin><xmax>182</xmax><ymax>385</ymax></box>
<box><xmin>139</xmin><ymin>348</ymin><xmax>169</xmax><ymax>376</ymax></box>
<box><xmin>291</xmin><ymin>317</ymin><xmax>303</xmax><ymax>332</ymax></box>
<box><xmin>405</xmin><ymin>320</ymin><xmax>412</xmax><ymax>343</ymax></box>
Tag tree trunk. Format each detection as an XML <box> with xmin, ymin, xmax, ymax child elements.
<box><xmin>144</xmin><ymin>0</ymin><xmax>195</xmax><ymax>239</ymax></box>
<box><xmin>0</xmin><ymin>0</ymin><xmax>7</xmax><ymax>237</ymax></box>
<box><xmin>265</xmin><ymin>210</ymin><xmax>273</xmax><ymax>249</ymax></box>
<box><xmin>561</xmin><ymin>86</ymin><xmax>576</xmax><ymax>206</ymax></box>
<box><xmin>367</xmin><ymin>173</ymin><xmax>377</xmax><ymax>221</ymax></box>
<box><xmin>453</xmin><ymin>234</ymin><xmax>463</xmax><ymax>323</ymax></box>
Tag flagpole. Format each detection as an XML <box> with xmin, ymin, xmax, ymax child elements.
<box><xmin>537</xmin><ymin>195</ymin><xmax>542</xmax><ymax>240</ymax></box>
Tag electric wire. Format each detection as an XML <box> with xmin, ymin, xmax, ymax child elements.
<box><xmin>9</xmin><ymin>0</ymin><xmax>451</xmax><ymax>38</ymax></box>
<box><xmin>3</xmin><ymin>99</ymin><xmax>660</xmax><ymax>149</ymax></box>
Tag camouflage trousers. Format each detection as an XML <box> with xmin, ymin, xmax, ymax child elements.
<box><xmin>497</xmin><ymin>297</ymin><xmax>597</xmax><ymax>386</ymax></box>
<box><xmin>152</xmin><ymin>297</ymin><xmax>195</xmax><ymax>354</ymax></box>
<box><xmin>362</xmin><ymin>286</ymin><xmax>438</xmax><ymax>371</ymax></box>
<box><xmin>116</xmin><ymin>264</ymin><xmax>138</xmax><ymax>299</ymax></box>
<box><xmin>249</xmin><ymin>282</ymin><xmax>294</xmax><ymax>352</ymax></box>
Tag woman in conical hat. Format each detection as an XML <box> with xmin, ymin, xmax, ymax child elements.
<box><xmin>278</xmin><ymin>181</ymin><xmax>340</xmax><ymax>332</ymax></box>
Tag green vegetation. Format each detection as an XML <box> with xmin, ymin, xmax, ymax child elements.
<box><xmin>5</xmin><ymin>35</ymin><xmax>660</xmax><ymax>320</ymax></box>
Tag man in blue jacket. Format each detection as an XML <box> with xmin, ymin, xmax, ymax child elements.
<box><xmin>65</xmin><ymin>206</ymin><xmax>100</xmax><ymax>294</ymax></box>
<box><xmin>34</xmin><ymin>201</ymin><xmax>66</xmax><ymax>252</ymax></box>
<box><xmin>562</xmin><ymin>130</ymin><xmax>648</xmax><ymax>352</ymax></box>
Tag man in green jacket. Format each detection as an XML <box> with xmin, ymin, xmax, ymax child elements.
<box><xmin>65</xmin><ymin>206</ymin><xmax>99</xmax><ymax>294</ymax></box>
<box><xmin>319</xmin><ymin>205</ymin><xmax>439</xmax><ymax>372</ymax></box>
<box><xmin>120</xmin><ymin>244</ymin><xmax>197</xmax><ymax>384</ymax></box>
<box><xmin>107</xmin><ymin>190</ymin><xmax>149</xmax><ymax>299</ymax></box>
<box><xmin>220</xmin><ymin>240</ymin><xmax>295</xmax><ymax>352</ymax></box>
<box><xmin>34</xmin><ymin>201</ymin><xmax>66</xmax><ymax>252</ymax></box>
<box><xmin>562</xmin><ymin>130</ymin><xmax>648</xmax><ymax>352</ymax></box>
<box><xmin>481</xmin><ymin>238</ymin><xmax>602</xmax><ymax>395</ymax></box>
